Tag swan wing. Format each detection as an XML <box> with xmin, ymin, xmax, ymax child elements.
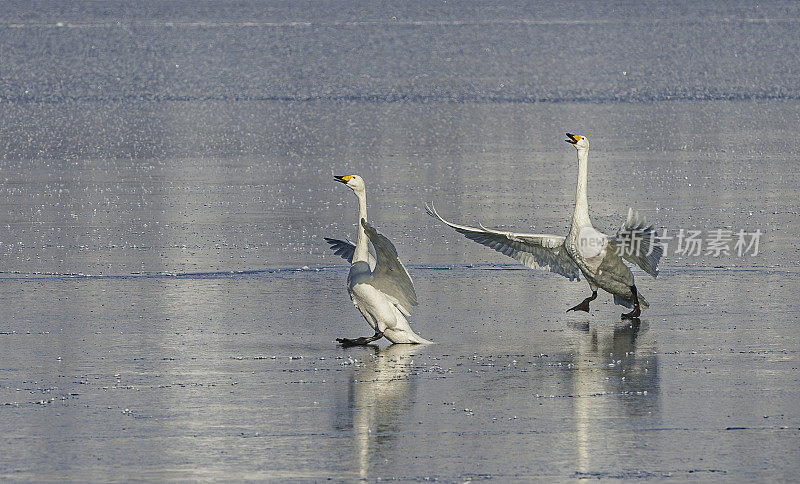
<box><xmin>608</xmin><ymin>208</ymin><xmax>662</xmax><ymax>278</ymax></box>
<box><xmin>323</xmin><ymin>237</ymin><xmax>376</xmax><ymax>268</ymax></box>
<box><xmin>426</xmin><ymin>203</ymin><xmax>581</xmax><ymax>281</ymax></box>
<box><xmin>324</xmin><ymin>237</ymin><xmax>357</xmax><ymax>262</ymax></box>
<box><xmin>360</xmin><ymin>220</ymin><xmax>418</xmax><ymax>315</ymax></box>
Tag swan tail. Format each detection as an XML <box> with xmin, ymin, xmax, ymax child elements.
<box><xmin>383</xmin><ymin>306</ymin><xmax>433</xmax><ymax>344</ymax></box>
<box><xmin>613</xmin><ymin>294</ymin><xmax>633</xmax><ymax>309</ymax></box>
<box><xmin>383</xmin><ymin>327</ymin><xmax>432</xmax><ymax>344</ymax></box>
<box><xmin>613</xmin><ymin>292</ymin><xmax>649</xmax><ymax>309</ymax></box>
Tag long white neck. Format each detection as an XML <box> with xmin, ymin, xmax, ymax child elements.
<box><xmin>570</xmin><ymin>147</ymin><xmax>591</xmax><ymax>232</ymax></box>
<box><xmin>353</xmin><ymin>189</ymin><xmax>370</xmax><ymax>263</ymax></box>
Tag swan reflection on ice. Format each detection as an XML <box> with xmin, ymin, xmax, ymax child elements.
<box><xmin>332</xmin><ymin>343</ymin><xmax>426</xmax><ymax>480</ymax></box>
<box><xmin>569</xmin><ymin>321</ymin><xmax>660</xmax><ymax>476</ymax></box>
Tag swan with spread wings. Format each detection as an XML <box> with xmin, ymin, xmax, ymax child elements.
<box><xmin>326</xmin><ymin>175</ymin><xmax>430</xmax><ymax>345</ymax></box>
<box><xmin>427</xmin><ymin>134</ymin><xmax>662</xmax><ymax>319</ymax></box>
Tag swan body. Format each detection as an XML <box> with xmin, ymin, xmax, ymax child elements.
<box><xmin>427</xmin><ymin>133</ymin><xmax>660</xmax><ymax>317</ymax></box>
<box><xmin>327</xmin><ymin>175</ymin><xmax>430</xmax><ymax>344</ymax></box>
<box><xmin>565</xmin><ymin>224</ymin><xmax>648</xmax><ymax>309</ymax></box>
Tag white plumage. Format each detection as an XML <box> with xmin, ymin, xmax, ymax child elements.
<box><xmin>327</xmin><ymin>174</ymin><xmax>430</xmax><ymax>344</ymax></box>
<box><xmin>427</xmin><ymin>133</ymin><xmax>662</xmax><ymax>318</ymax></box>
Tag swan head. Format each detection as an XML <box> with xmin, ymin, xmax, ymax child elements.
<box><xmin>565</xmin><ymin>133</ymin><xmax>589</xmax><ymax>150</ymax></box>
<box><xmin>334</xmin><ymin>174</ymin><xmax>366</xmax><ymax>193</ymax></box>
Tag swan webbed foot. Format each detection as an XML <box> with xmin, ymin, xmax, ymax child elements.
<box><xmin>621</xmin><ymin>307</ymin><xmax>641</xmax><ymax>319</ymax></box>
<box><xmin>566</xmin><ymin>299</ymin><xmax>591</xmax><ymax>313</ymax></box>
<box><xmin>621</xmin><ymin>284</ymin><xmax>641</xmax><ymax>319</ymax></box>
<box><xmin>337</xmin><ymin>331</ymin><xmax>384</xmax><ymax>346</ymax></box>
<box><xmin>566</xmin><ymin>290</ymin><xmax>597</xmax><ymax>313</ymax></box>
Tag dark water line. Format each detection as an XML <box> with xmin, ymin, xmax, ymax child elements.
<box><xmin>0</xmin><ymin>263</ymin><xmax>795</xmax><ymax>281</ymax></box>
<box><xmin>2</xmin><ymin>91</ymin><xmax>800</xmax><ymax>105</ymax></box>
<box><xmin>4</xmin><ymin>16</ymin><xmax>800</xmax><ymax>29</ymax></box>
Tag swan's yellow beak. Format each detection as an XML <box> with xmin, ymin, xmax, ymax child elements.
<box><xmin>565</xmin><ymin>133</ymin><xmax>582</xmax><ymax>144</ymax></box>
<box><xmin>334</xmin><ymin>175</ymin><xmax>353</xmax><ymax>184</ymax></box>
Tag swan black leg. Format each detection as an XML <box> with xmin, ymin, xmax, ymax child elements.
<box><xmin>621</xmin><ymin>285</ymin><xmax>641</xmax><ymax>319</ymax></box>
<box><xmin>567</xmin><ymin>290</ymin><xmax>598</xmax><ymax>313</ymax></box>
<box><xmin>337</xmin><ymin>331</ymin><xmax>384</xmax><ymax>346</ymax></box>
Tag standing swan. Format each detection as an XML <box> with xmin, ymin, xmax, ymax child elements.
<box><xmin>427</xmin><ymin>133</ymin><xmax>661</xmax><ymax>319</ymax></box>
<box><xmin>326</xmin><ymin>175</ymin><xmax>430</xmax><ymax>345</ymax></box>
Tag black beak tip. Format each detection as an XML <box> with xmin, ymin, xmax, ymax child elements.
<box><xmin>334</xmin><ymin>175</ymin><xmax>347</xmax><ymax>183</ymax></box>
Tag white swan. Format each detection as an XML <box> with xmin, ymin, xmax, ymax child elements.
<box><xmin>326</xmin><ymin>175</ymin><xmax>431</xmax><ymax>345</ymax></box>
<box><xmin>427</xmin><ymin>133</ymin><xmax>661</xmax><ymax>319</ymax></box>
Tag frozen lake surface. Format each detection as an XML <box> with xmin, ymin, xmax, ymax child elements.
<box><xmin>1</xmin><ymin>2</ymin><xmax>799</xmax><ymax>481</ymax></box>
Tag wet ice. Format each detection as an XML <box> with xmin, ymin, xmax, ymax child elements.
<box><xmin>2</xmin><ymin>1</ymin><xmax>800</xmax><ymax>482</ymax></box>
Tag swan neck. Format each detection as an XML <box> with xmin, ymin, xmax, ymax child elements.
<box><xmin>353</xmin><ymin>190</ymin><xmax>369</xmax><ymax>262</ymax></box>
<box><xmin>571</xmin><ymin>148</ymin><xmax>591</xmax><ymax>229</ymax></box>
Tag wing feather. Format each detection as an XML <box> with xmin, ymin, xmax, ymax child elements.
<box><xmin>360</xmin><ymin>220</ymin><xmax>418</xmax><ymax>315</ymax></box>
<box><xmin>324</xmin><ymin>237</ymin><xmax>356</xmax><ymax>262</ymax></box>
<box><xmin>324</xmin><ymin>237</ymin><xmax>377</xmax><ymax>268</ymax></box>
<box><xmin>608</xmin><ymin>208</ymin><xmax>662</xmax><ymax>278</ymax></box>
<box><xmin>426</xmin><ymin>203</ymin><xmax>581</xmax><ymax>281</ymax></box>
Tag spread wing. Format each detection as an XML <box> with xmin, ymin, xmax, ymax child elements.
<box><xmin>608</xmin><ymin>208</ymin><xmax>662</xmax><ymax>278</ymax></box>
<box><xmin>426</xmin><ymin>203</ymin><xmax>581</xmax><ymax>281</ymax></box>
<box><xmin>360</xmin><ymin>220</ymin><xmax>418</xmax><ymax>315</ymax></box>
<box><xmin>323</xmin><ymin>237</ymin><xmax>376</xmax><ymax>268</ymax></box>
